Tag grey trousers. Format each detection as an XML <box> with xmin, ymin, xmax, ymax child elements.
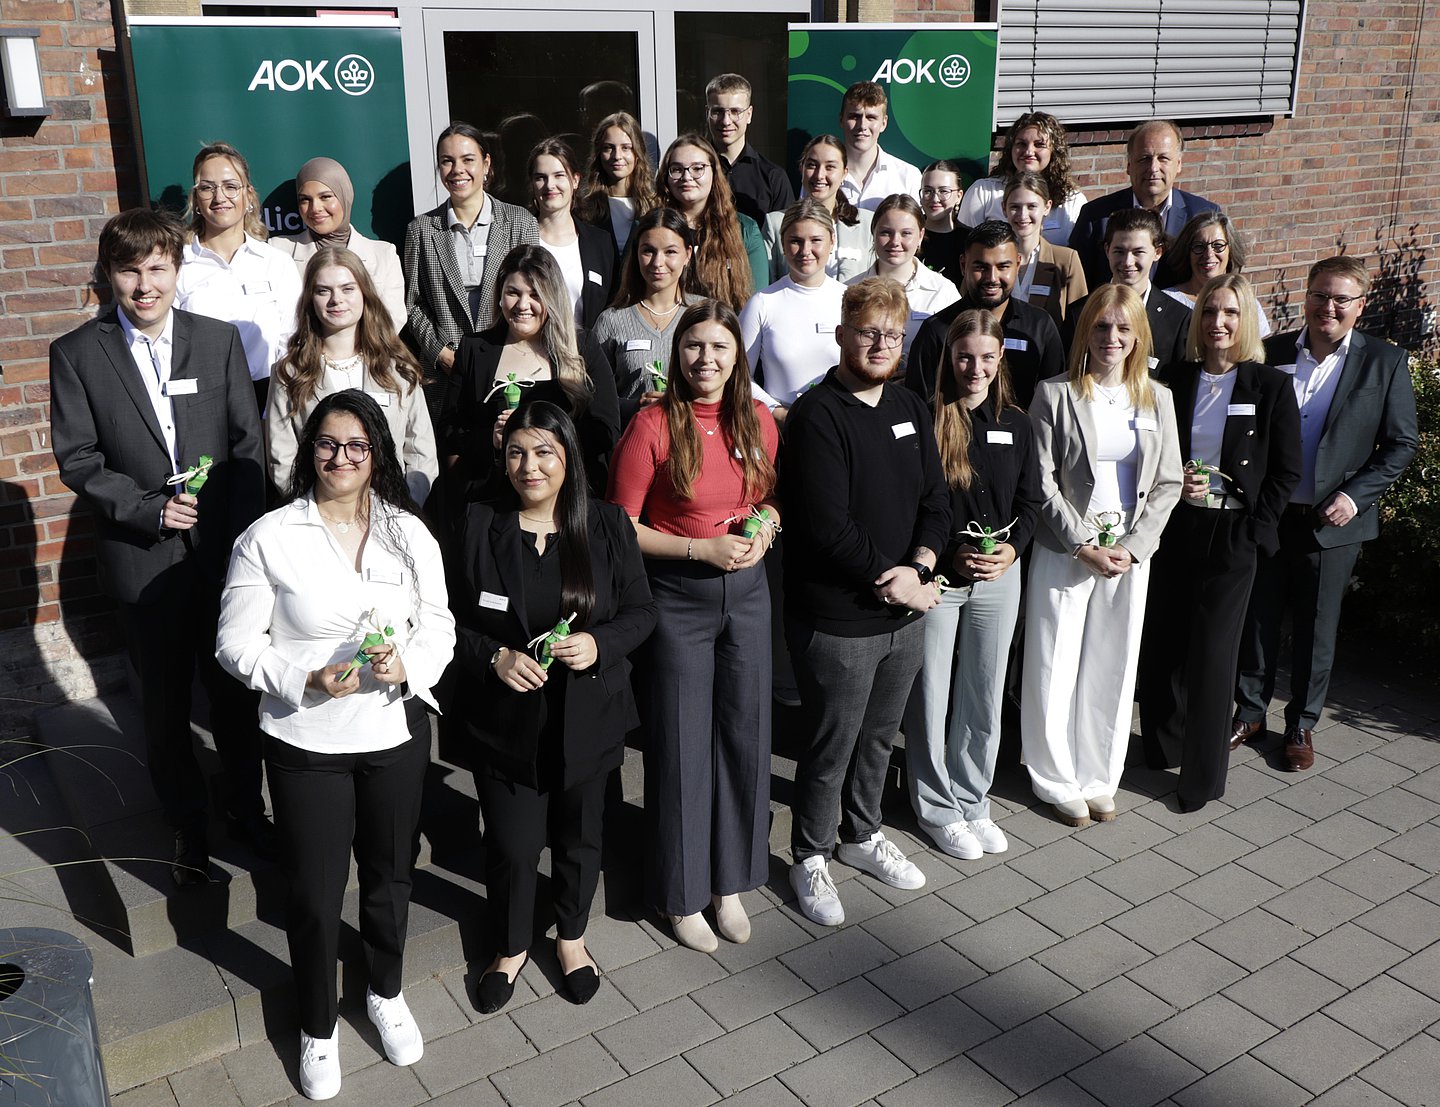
<box><xmin>787</xmin><ymin>615</ymin><xmax>926</xmax><ymax>861</ymax></box>
<box><xmin>644</xmin><ymin>561</ymin><xmax>772</xmax><ymax>917</ymax></box>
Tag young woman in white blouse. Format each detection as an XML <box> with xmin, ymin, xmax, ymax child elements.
<box><xmin>957</xmin><ymin>111</ymin><xmax>1087</xmax><ymax>245</ymax></box>
<box><xmin>846</xmin><ymin>193</ymin><xmax>960</xmax><ymax>361</ymax></box>
<box><xmin>741</xmin><ymin>199</ymin><xmax>847</xmax><ymax>425</ymax></box>
<box><xmin>177</xmin><ymin>141</ymin><xmax>303</xmax><ymax>408</ymax></box>
<box><xmin>528</xmin><ymin>138</ymin><xmax>616</xmax><ymax>329</ymax></box>
<box><xmin>217</xmin><ymin>391</ymin><xmax>455</xmax><ymax>1101</ymax></box>
<box><xmin>1023</xmin><ymin>284</ymin><xmax>1181</xmax><ymax>827</ymax></box>
<box><xmin>267</xmin><ymin>247</ymin><xmax>438</xmax><ymax>504</ymax></box>
<box><xmin>761</xmin><ymin>135</ymin><xmax>874</xmax><ymax>283</ymax></box>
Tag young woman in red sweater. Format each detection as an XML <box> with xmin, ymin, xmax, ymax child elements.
<box><xmin>607</xmin><ymin>299</ymin><xmax>781</xmax><ymax>952</ymax></box>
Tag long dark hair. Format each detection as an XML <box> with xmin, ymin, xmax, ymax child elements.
<box><xmin>577</xmin><ymin>111</ymin><xmax>658</xmax><ymax>224</ymax></box>
<box><xmin>611</xmin><ymin>206</ymin><xmax>695</xmax><ymax>309</ymax></box>
<box><xmin>502</xmin><ymin>402</ymin><xmax>596</xmax><ymax>629</ymax></box>
<box><xmin>660</xmin><ymin>133</ymin><xmax>752</xmax><ymax>310</ymax></box>
<box><xmin>934</xmin><ymin>310</ymin><xmax>1013</xmax><ymax>490</ymax></box>
<box><xmin>799</xmin><ymin>135</ymin><xmax>860</xmax><ymax>228</ymax></box>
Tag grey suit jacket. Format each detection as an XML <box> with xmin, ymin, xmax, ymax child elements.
<box><xmin>274</xmin><ymin>228</ymin><xmax>406</xmax><ymax>332</ymax></box>
<box><xmin>1262</xmin><ymin>328</ymin><xmax>1418</xmax><ymax>548</ymax></box>
<box><xmin>50</xmin><ymin>309</ymin><xmax>265</xmax><ymax>605</ymax></box>
<box><xmin>1029</xmin><ymin>375</ymin><xmax>1183</xmax><ymax>563</ymax></box>
<box><xmin>401</xmin><ymin>199</ymin><xmax>540</xmax><ymax>373</ymax></box>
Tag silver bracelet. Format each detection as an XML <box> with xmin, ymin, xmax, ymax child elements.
<box><xmin>686</xmin><ymin>538</ymin><xmax>694</xmax><ymax>561</ymax></box>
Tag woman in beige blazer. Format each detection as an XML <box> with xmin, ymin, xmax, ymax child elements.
<box><xmin>274</xmin><ymin>157</ymin><xmax>406</xmax><ymax>332</ymax></box>
<box><xmin>1004</xmin><ymin>172</ymin><xmax>1087</xmax><ymax>329</ymax></box>
<box><xmin>1022</xmin><ymin>284</ymin><xmax>1182</xmax><ymax>828</ymax></box>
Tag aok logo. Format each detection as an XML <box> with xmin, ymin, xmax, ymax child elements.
<box><xmin>871</xmin><ymin>53</ymin><xmax>971</xmax><ymax>89</ymax></box>
<box><xmin>247</xmin><ymin>54</ymin><xmax>375</xmax><ymax>95</ymax></box>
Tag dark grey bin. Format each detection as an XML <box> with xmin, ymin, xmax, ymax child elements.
<box><xmin>0</xmin><ymin>928</ymin><xmax>107</xmax><ymax>1105</ymax></box>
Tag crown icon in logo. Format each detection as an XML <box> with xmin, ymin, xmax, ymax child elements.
<box><xmin>335</xmin><ymin>54</ymin><xmax>374</xmax><ymax>96</ymax></box>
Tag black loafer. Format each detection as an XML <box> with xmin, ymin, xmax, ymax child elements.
<box><xmin>171</xmin><ymin>828</ymin><xmax>213</xmax><ymax>888</ymax></box>
<box><xmin>476</xmin><ymin>953</ymin><xmax>527</xmax><ymax>1014</ymax></box>
<box><xmin>562</xmin><ymin>965</ymin><xmax>599</xmax><ymax>1005</ymax></box>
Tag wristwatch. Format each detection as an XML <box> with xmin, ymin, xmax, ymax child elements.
<box><xmin>490</xmin><ymin>646</ymin><xmax>506</xmax><ymax>669</ymax></box>
<box><xmin>906</xmin><ymin>561</ymin><xmax>934</xmax><ymax>585</ymax></box>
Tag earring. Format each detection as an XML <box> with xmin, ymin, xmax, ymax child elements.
<box><xmin>246</xmin><ymin>205</ymin><xmax>254</xmax><ymax>213</ymax></box>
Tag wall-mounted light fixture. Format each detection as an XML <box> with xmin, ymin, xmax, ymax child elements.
<box><xmin>1</xmin><ymin>28</ymin><xmax>50</xmax><ymax>118</ymax></box>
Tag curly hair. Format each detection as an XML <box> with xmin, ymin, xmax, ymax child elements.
<box><xmin>188</xmin><ymin>141</ymin><xmax>269</xmax><ymax>241</ymax></box>
<box><xmin>991</xmin><ymin>112</ymin><xmax>1079</xmax><ymax>208</ymax></box>
<box><xmin>660</xmin><ymin>133</ymin><xmax>753</xmax><ymax>311</ymax></box>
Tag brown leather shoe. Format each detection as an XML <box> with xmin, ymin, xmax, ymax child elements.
<box><xmin>1229</xmin><ymin>718</ymin><xmax>1264</xmax><ymax>751</ymax></box>
<box><xmin>1283</xmin><ymin>727</ymin><xmax>1315</xmax><ymax>771</ymax></box>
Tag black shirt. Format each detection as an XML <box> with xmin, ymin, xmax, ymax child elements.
<box><xmin>520</xmin><ymin>529</ymin><xmax>568</xmax><ymax>787</ymax></box>
<box><xmin>907</xmin><ymin>296</ymin><xmax>1066</xmax><ymax>411</ymax></box>
<box><xmin>1062</xmin><ymin>287</ymin><xmax>1192</xmax><ymax>375</ymax></box>
<box><xmin>780</xmin><ymin>367</ymin><xmax>951</xmax><ymax>636</ymax></box>
<box><xmin>722</xmin><ymin>142</ymin><xmax>796</xmax><ymax>227</ymax></box>
<box><xmin>939</xmin><ymin>395</ymin><xmax>1043</xmax><ymax>573</ymax></box>
<box><xmin>917</xmin><ymin>224</ymin><xmax>972</xmax><ymax>288</ymax></box>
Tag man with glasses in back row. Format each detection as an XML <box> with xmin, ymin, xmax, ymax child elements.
<box><xmin>705</xmin><ymin>72</ymin><xmax>794</xmax><ymax>226</ymax></box>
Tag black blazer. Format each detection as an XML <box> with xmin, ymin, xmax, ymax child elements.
<box><xmin>49</xmin><ymin>309</ymin><xmax>265</xmax><ymax>604</ymax></box>
<box><xmin>1157</xmin><ymin>359</ymin><xmax>1302</xmax><ymax>556</ymax></box>
<box><xmin>454</xmin><ymin>500</ymin><xmax>656</xmax><ymax>788</ymax></box>
<box><xmin>1063</xmin><ymin>288</ymin><xmax>1192</xmax><ymax>375</ymax></box>
<box><xmin>1262</xmin><ymin>329</ymin><xmax>1419</xmax><ymax>548</ymax></box>
<box><xmin>575</xmin><ymin>219</ymin><xmax>618</xmax><ymax>330</ymax></box>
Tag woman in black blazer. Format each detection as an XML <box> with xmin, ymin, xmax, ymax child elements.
<box><xmin>529</xmin><ymin>138</ymin><xmax>616</xmax><ymax>330</ymax></box>
<box><xmin>446</xmin><ymin>245</ymin><xmax>621</xmax><ymax>505</ymax></box>
<box><xmin>1140</xmin><ymin>274</ymin><xmax>1301</xmax><ymax>811</ymax></box>
<box><xmin>453</xmin><ymin>402</ymin><xmax>656</xmax><ymax>1011</ymax></box>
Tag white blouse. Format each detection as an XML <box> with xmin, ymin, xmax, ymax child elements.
<box><xmin>176</xmin><ymin>235</ymin><xmax>303</xmax><ymax>382</ymax></box>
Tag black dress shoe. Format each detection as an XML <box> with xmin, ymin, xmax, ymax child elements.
<box><xmin>227</xmin><ymin>811</ymin><xmax>281</xmax><ymax>861</ymax></box>
<box><xmin>562</xmin><ymin>965</ymin><xmax>600</xmax><ymax>1005</ymax></box>
<box><xmin>476</xmin><ymin>953</ymin><xmax>527</xmax><ymax>1014</ymax></box>
<box><xmin>171</xmin><ymin>828</ymin><xmax>213</xmax><ymax>888</ymax></box>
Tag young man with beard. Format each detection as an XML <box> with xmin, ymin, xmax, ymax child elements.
<box><xmin>907</xmin><ymin>221</ymin><xmax>1065</xmax><ymax>408</ymax></box>
<box><xmin>780</xmin><ymin>277</ymin><xmax>951</xmax><ymax>925</ymax></box>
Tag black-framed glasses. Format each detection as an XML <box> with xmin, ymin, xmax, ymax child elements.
<box><xmin>195</xmin><ymin>181</ymin><xmax>244</xmax><ymax>199</ymax></box>
<box><xmin>1190</xmin><ymin>240</ymin><xmax>1228</xmax><ymax>255</ymax></box>
<box><xmin>1305</xmin><ymin>291</ymin><xmax>1363</xmax><ymax>309</ymax></box>
<box><xmin>846</xmin><ymin>324</ymin><xmax>905</xmax><ymax>349</ymax></box>
<box><xmin>666</xmin><ymin>163</ymin><xmax>710</xmax><ymax>180</ymax></box>
<box><xmin>314</xmin><ymin>437</ymin><xmax>373</xmax><ymax>463</ymax></box>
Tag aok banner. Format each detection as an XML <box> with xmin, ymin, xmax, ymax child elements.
<box><xmin>128</xmin><ymin>19</ymin><xmax>412</xmax><ymax>246</ymax></box>
<box><xmin>786</xmin><ymin>24</ymin><xmax>1000</xmax><ymax>188</ymax></box>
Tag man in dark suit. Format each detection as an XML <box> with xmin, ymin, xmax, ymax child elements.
<box><xmin>907</xmin><ymin>221</ymin><xmax>1065</xmax><ymax>409</ymax></box>
<box><xmin>1231</xmin><ymin>256</ymin><xmax>1419</xmax><ymax>769</ymax></box>
<box><xmin>1063</xmin><ymin>209</ymin><xmax>1191</xmax><ymax>373</ymax></box>
<box><xmin>1068</xmin><ymin>119</ymin><xmax>1220</xmax><ymax>290</ymax></box>
<box><xmin>50</xmin><ymin>208</ymin><xmax>273</xmax><ymax>885</ymax></box>
<box><xmin>706</xmin><ymin>72</ymin><xmax>794</xmax><ymax>226</ymax></box>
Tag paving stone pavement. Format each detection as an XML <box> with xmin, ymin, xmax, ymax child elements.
<box><xmin>111</xmin><ymin>664</ymin><xmax>1440</xmax><ymax>1107</ymax></box>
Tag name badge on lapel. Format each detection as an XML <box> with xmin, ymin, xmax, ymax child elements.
<box><xmin>478</xmin><ymin>591</ymin><xmax>509</xmax><ymax>611</ymax></box>
<box><xmin>366</xmin><ymin>390</ymin><xmax>392</xmax><ymax>407</ymax></box>
<box><xmin>163</xmin><ymin>378</ymin><xmax>198</xmax><ymax>396</ymax></box>
<box><xmin>587</xmin><ymin>270</ymin><xmax>604</xmax><ymax>285</ymax></box>
<box><xmin>1030</xmin><ymin>284</ymin><xmax>1052</xmax><ymax>298</ymax></box>
<box><xmin>1003</xmin><ymin>337</ymin><xmax>1028</xmax><ymax>352</ymax></box>
<box><xmin>1227</xmin><ymin>403</ymin><xmax>1257</xmax><ymax>416</ymax></box>
<box><xmin>987</xmin><ymin>430</ymin><xmax>1014</xmax><ymax>444</ymax></box>
<box><xmin>1148</xmin><ymin>356</ymin><xmax>1160</xmax><ymax>371</ymax></box>
<box><xmin>1133</xmin><ymin>416</ymin><xmax>1158</xmax><ymax>431</ymax></box>
<box><xmin>1276</xmin><ymin>363</ymin><xmax>1298</xmax><ymax>375</ymax></box>
<box><xmin>365</xmin><ymin>567</ymin><xmax>403</xmax><ymax>586</ymax></box>
<box><xmin>892</xmin><ymin>421</ymin><xmax>916</xmax><ymax>439</ymax></box>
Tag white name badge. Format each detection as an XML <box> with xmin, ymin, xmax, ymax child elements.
<box><xmin>366</xmin><ymin>390</ymin><xmax>392</xmax><ymax>407</ymax></box>
<box><xmin>815</xmin><ymin>322</ymin><xmax>838</xmax><ymax>334</ymax></box>
<box><xmin>364</xmin><ymin>568</ymin><xmax>403</xmax><ymax>585</ymax></box>
<box><xmin>625</xmin><ymin>338</ymin><xmax>652</xmax><ymax>352</ymax></box>
<box><xmin>1148</xmin><ymin>356</ymin><xmax>1160</xmax><ymax>371</ymax></box>
<box><xmin>587</xmin><ymin>270</ymin><xmax>604</xmax><ymax>285</ymax></box>
<box><xmin>163</xmin><ymin>378</ymin><xmax>198</xmax><ymax>396</ymax></box>
<box><xmin>836</xmin><ymin>248</ymin><xmax>860</xmax><ymax>259</ymax></box>
<box><xmin>892</xmin><ymin>421</ymin><xmax>916</xmax><ymax>439</ymax></box>
<box><xmin>1133</xmin><ymin>416</ymin><xmax>1158</xmax><ymax>431</ymax></box>
<box><xmin>1003</xmin><ymin>337</ymin><xmax>1028</xmax><ymax>352</ymax></box>
<box><xmin>242</xmin><ymin>281</ymin><xmax>272</xmax><ymax>296</ymax></box>
<box><xmin>478</xmin><ymin>591</ymin><xmax>509</xmax><ymax>611</ymax></box>
<box><xmin>1030</xmin><ymin>285</ymin><xmax>1052</xmax><ymax>297</ymax></box>
<box><xmin>987</xmin><ymin>429</ymin><xmax>1014</xmax><ymax>444</ymax></box>
<box><xmin>1227</xmin><ymin>403</ymin><xmax>1257</xmax><ymax>416</ymax></box>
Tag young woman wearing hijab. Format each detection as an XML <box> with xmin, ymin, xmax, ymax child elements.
<box><xmin>275</xmin><ymin>156</ymin><xmax>407</xmax><ymax>332</ymax></box>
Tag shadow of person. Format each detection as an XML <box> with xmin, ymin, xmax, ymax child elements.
<box><xmin>369</xmin><ymin>161</ymin><xmax>414</xmax><ymax>250</ymax></box>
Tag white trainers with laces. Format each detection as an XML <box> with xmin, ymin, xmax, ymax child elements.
<box><xmin>366</xmin><ymin>988</ymin><xmax>424</xmax><ymax>1066</ymax></box>
<box><xmin>790</xmin><ymin>855</ymin><xmax>845</xmax><ymax>925</ymax></box>
<box><xmin>967</xmin><ymin>817</ymin><xmax>1009</xmax><ymax>854</ymax></box>
<box><xmin>925</xmin><ymin>821</ymin><xmax>983</xmax><ymax>860</ymax></box>
<box><xmin>299</xmin><ymin>1026</ymin><xmax>341</xmax><ymax>1100</ymax></box>
<box><xmin>836</xmin><ymin>831</ymin><xmax>926</xmax><ymax>889</ymax></box>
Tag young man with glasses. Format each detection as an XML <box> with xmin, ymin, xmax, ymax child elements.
<box><xmin>779</xmin><ymin>277</ymin><xmax>950</xmax><ymax>925</ymax></box>
<box><xmin>50</xmin><ymin>208</ymin><xmax>271</xmax><ymax>887</ymax></box>
<box><xmin>1231</xmin><ymin>256</ymin><xmax>1417</xmax><ymax>769</ymax></box>
<box><xmin>705</xmin><ymin>72</ymin><xmax>794</xmax><ymax>226</ymax></box>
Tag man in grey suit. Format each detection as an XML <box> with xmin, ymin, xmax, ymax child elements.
<box><xmin>50</xmin><ymin>208</ymin><xmax>274</xmax><ymax>885</ymax></box>
<box><xmin>1068</xmin><ymin>119</ymin><xmax>1220</xmax><ymax>290</ymax></box>
<box><xmin>1230</xmin><ymin>256</ymin><xmax>1418</xmax><ymax>769</ymax></box>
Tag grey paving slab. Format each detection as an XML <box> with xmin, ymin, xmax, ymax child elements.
<box><xmin>1068</xmin><ymin>810</ymin><xmax>1175</xmax><ymax>862</ymax></box>
<box><xmin>1147</xmin><ymin>994</ymin><xmax>1279</xmax><ymax>1070</ymax></box>
<box><xmin>777</xmin><ymin>1033</ymin><xmax>913</xmax><ymax>1107</ymax></box>
<box><xmin>1352</xmin><ymin>891</ymin><xmax>1440</xmax><ymax>952</ymax></box>
<box><xmin>1032</xmin><ymin>923</ymin><xmax>1152</xmax><ymax>991</ymax></box>
<box><xmin>411</xmin><ymin>1015</ymin><xmax>534</xmax><ymax>1096</ymax></box>
<box><xmin>1265</xmin><ymin>874</ymin><xmax>1377</xmax><ymax>936</ymax></box>
<box><xmin>869</xmin><ymin>995</ymin><xmax>1000</xmax><ymax>1073</ymax></box>
<box><xmin>864</xmin><ymin>940</ymin><xmax>984</xmax><ymax>1010</ymax></box>
<box><xmin>1290</xmin><ymin>922</ymin><xmax>1408</xmax><ymax>988</ymax></box>
<box><xmin>220</xmin><ymin>1037</ymin><xmax>295</xmax><ymax>1107</ymax></box>
<box><xmin>1270</xmin><ymin>775</ymin><xmax>1368</xmax><ymax>820</ymax></box>
<box><xmin>1309</xmin><ymin>722</ymin><xmax>1388</xmax><ymax>762</ymax></box>
<box><xmin>579</xmin><ymin>1055</ymin><xmax>719</xmax><ymax>1107</ymax></box>
<box><xmin>1387</xmin><ymin>940</ymin><xmax>1440</xmax><ymax>998</ymax></box>
<box><xmin>169</xmin><ymin>1059</ymin><xmax>241</xmax><ymax>1107</ymax></box>
<box><xmin>936</xmin><ymin>864</ymin><xmax>1047</xmax><ymax>921</ymax></box>
<box><xmin>489</xmin><ymin>1036</ymin><xmax>627</xmax><ymax>1107</ymax></box>
<box><xmin>1323</xmin><ymin>850</ymin><xmax>1429</xmax><ymax>903</ymax></box>
<box><xmin>1413</xmin><ymin>872</ymin><xmax>1440</xmax><ymax>908</ymax></box>
<box><xmin>1007</xmin><ymin>836</ymin><xmax>1112</xmax><ymax>890</ymax></box>
<box><xmin>1222</xmin><ymin>955</ymin><xmax>1350</xmax><ymax>1028</ymax></box>
<box><xmin>604</xmin><ymin>943</ymin><xmax>729</xmax><ymax>1011</ymax></box>
<box><xmin>1018</xmin><ymin>878</ymin><xmax>1132</xmax><ymax>937</ymax></box>
<box><xmin>1378</xmin><ymin>822</ymin><xmax>1440</xmax><ymax>874</ymax></box>
<box><xmin>113</xmin><ymin>1082</ymin><xmax>180</xmax><ymax>1107</ymax></box>
<box><xmin>279</xmin><ymin>1060</ymin><xmax>429</xmax><ymax>1107</ymax></box>
<box><xmin>1125</xmin><ymin>941</ymin><xmax>1248</xmax><ymax>1010</ymax></box>
<box><xmin>1323</xmin><ymin>753</ymin><xmax>1417</xmax><ymax>797</ymax></box>
<box><xmin>1091</xmin><ymin>852</ymin><xmax>1199</xmax><ymax>906</ymax></box>
<box><xmin>1131</xmin><ymin>797</ymin><xmax>1233</xmax><ymax>834</ymax></box>
<box><xmin>690</xmin><ymin>959</ymin><xmax>814</xmax><ymax>1031</ymax></box>
<box><xmin>860</xmin><ymin>892</ymin><xmax>970</xmax><ymax>956</ymax></box>
<box><xmin>876</xmin><ymin>1053</ymin><xmax>1014</xmax><ymax>1107</ymax></box>
<box><xmin>1171</xmin><ymin>1054</ymin><xmax>1311</xmax><ymax>1107</ymax></box>
<box><xmin>1323</xmin><ymin>974</ymin><xmax>1440</xmax><ymax>1050</ymax></box>
<box><xmin>1153</xmin><ymin>823</ymin><xmax>1256</xmax><ymax>876</ymax></box>
<box><xmin>711</xmin><ymin>1077</ymin><xmax>805</xmax><ymax>1107</ymax></box>
<box><xmin>777</xmin><ymin>975</ymin><xmax>904</xmax><ymax>1051</ymax></box>
<box><xmin>683</xmin><ymin>1013</ymin><xmax>816</xmax><ymax>1095</ymax></box>
<box><xmin>1251</xmin><ymin>1012</ymin><xmax>1387</xmax><ymax>1096</ymax></box>
<box><xmin>1000</xmin><ymin>805</ymin><xmax>1086</xmax><ymax>848</ymax></box>
<box><xmin>591</xmin><ymin>995</ymin><xmax>724</xmax><ymax>1075</ymax></box>
<box><xmin>1172</xmin><ymin>862</ymin><xmax>1285</xmax><ymax>920</ymax></box>
<box><xmin>1209</xmin><ymin>761</ymin><xmax>1289</xmax><ymax>807</ymax></box>
<box><xmin>966</xmin><ymin>1014</ymin><xmax>1099</xmax><ymax>1096</ymax></box>
<box><xmin>1400</xmin><ymin>764</ymin><xmax>1440</xmax><ymax>803</ymax></box>
<box><xmin>943</xmin><ymin>907</ymin><xmax>1062</xmax><ymax>972</ymax></box>
<box><xmin>1009</xmin><ymin>1077</ymin><xmax>1107</xmax><ymax>1106</ymax></box>
<box><xmin>1306</xmin><ymin>1075</ymin><xmax>1409</xmax><ymax>1107</ymax></box>
<box><xmin>1108</xmin><ymin>893</ymin><xmax>1224</xmax><ymax>955</ymax></box>
<box><xmin>1296</xmin><ymin>809</ymin><xmax>1397</xmax><ymax>860</ymax></box>
<box><xmin>581</xmin><ymin>911</ymin><xmax>665</xmax><ymax>972</ymax></box>
<box><xmin>1349</xmin><ymin>787</ymin><xmax>1440</xmax><ymax>833</ymax></box>
<box><xmin>1212</xmin><ymin>797</ymin><xmax>1314</xmax><ymax>847</ymax></box>
<box><xmin>956</xmin><ymin>959</ymin><xmax>1080</xmax><ymax>1031</ymax></box>
<box><xmin>1237</xmin><ymin>836</ymin><xmax>1343</xmax><ymax>889</ymax></box>
<box><xmin>507</xmin><ymin>978</ymin><xmax>636</xmax><ymax>1052</ymax></box>
<box><xmin>1372</xmin><ymin>734</ymin><xmax>1440</xmax><ymax>773</ymax></box>
<box><xmin>778</xmin><ymin>923</ymin><xmax>896</xmax><ymax>992</ymax></box>
<box><xmin>1067</xmin><ymin>1035</ymin><xmax>1204</xmax><ymax>1107</ymax></box>
<box><xmin>1194</xmin><ymin>906</ymin><xmax>1309</xmax><ymax>970</ymax></box>
<box><xmin>707</xmin><ymin>902</ymin><xmax>813</xmax><ymax>973</ymax></box>
<box><xmin>1050</xmin><ymin>975</ymin><xmax>1176</xmax><ymax>1051</ymax></box>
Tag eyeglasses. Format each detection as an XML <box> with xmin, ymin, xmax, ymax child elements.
<box><xmin>666</xmin><ymin>163</ymin><xmax>710</xmax><ymax>180</ymax></box>
<box><xmin>919</xmin><ymin>187</ymin><xmax>957</xmax><ymax>199</ymax></box>
<box><xmin>846</xmin><ymin>324</ymin><xmax>906</xmax><ymax>349</ymax></box>
<box><xmin>706</xmin><ymin>106</ymin><xmax>749</xmax><ymax>120</ymax></box>
<box><xmin>314</xmin><ymin>437</ymin><xmax>373</xmax><ymax>463</ymax></box>
<box><xmin>1305</xmin><ymin>291</ymin><xmax>1363</xmax><ymax>309</ymax></box>
<box><xmin>1190</xmin><ymin>240</ymin><xmax>1228</xmax><ymax>255</ymax></box>
<box><xmin>195</xmin><ymin>181</ymin><xmax>245</xmax><ymax>199</ymax></box>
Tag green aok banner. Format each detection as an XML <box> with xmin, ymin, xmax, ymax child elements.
<box><xmin>128</xmin><ymin>19</ymin><xmax>412</xmax><ymax>246</ymax></box>
<box><xmin>786</xmin><ymin>24</ymin><xmax>999</xmax><ymax>188</ymax></box>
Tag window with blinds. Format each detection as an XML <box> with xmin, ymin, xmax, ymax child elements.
<box><xmin>996</xmin><ymin>0</ymin><xmax>1304</xmax><ymax>127</ymax></box>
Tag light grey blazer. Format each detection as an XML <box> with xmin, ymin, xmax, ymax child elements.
<box><xmin>274</xmin><ymin>228</ymin><xmax>407</xmax><ymax>333</ymax></box>
<box><xmin>1028</xmin><ymin>374</ymin><xmax>1183</xmax><ymax>563</ymax></box>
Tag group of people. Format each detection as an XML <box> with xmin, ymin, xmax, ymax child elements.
<box><xmin>49</xmin><ymin>72</ymin><xmax>1418</xmax><ymax>1102</ymax></box>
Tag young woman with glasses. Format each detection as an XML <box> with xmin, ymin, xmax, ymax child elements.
<box><xmin>1162</xmin><ymin>212</ymin><xmax>1272</xmax><ymax>337</ymax></box>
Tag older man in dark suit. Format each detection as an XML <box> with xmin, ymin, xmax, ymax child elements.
<box><xmin>50</xmin><ymin>208</ymin><xmax>272</xmax><ymax>885</ymax></box>
<box><xmin>1068</xmin><ymin>120</ymin><xmax>1220</xmax><ymax>290</ymax></box>
<box><xmin>1230</xmin><ymin>256</ymin><xmax>1418</xmax><ymax>769</ymax></box>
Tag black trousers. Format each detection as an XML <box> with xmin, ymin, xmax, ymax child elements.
<box><xmin>117</xmin><ymin>559</ymin><xmax>262</xmax><ymax>829</ymax></box>
<box><xmin>265</xmin><ymin>705</ymin><xmax>430</xmax><ymax>1039</ymax></box>
<box><xmin>1139</xmin><ymin>505</ymin><xmax>1258</xmax><ymax>808</ymax></box>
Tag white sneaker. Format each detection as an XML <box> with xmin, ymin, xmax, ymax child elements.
<box><xmin>968</xmin><ymin>817</ymin><xmax>1009</xmax><ymax>854</ymax></box>
<box><xmin>836</xmin><ymin>831</ymin><xmax>926</xmax><ymax>890</ymax></box>
<box><xmin>925</xmin><ymin>821</ymin><xmax>983</xmax><ymax>860</ymax></box>
<box><xmin>790</xmin><ymin>855</ymin><xmax>845</xmax><ymax>926</ymax></box>
<box><xmin>299</xmin><ymin>1027</ymin><xmax>341</xmax><ymax>1100</ymax></box>
<box><xmin>366</xmin><ymin>988</ymin><xmax>423</xmax><ymax>1066</ymax></box>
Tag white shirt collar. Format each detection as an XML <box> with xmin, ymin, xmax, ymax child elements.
<box><xmin>1296</xmin><ymin>326</ymin><xmax>1355</xmax><ymax>363</ymax></box>
<box><xmin>116</xmin><ymin>305</ymin><xmax>175</xmax><ymax>348</ymax></box>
